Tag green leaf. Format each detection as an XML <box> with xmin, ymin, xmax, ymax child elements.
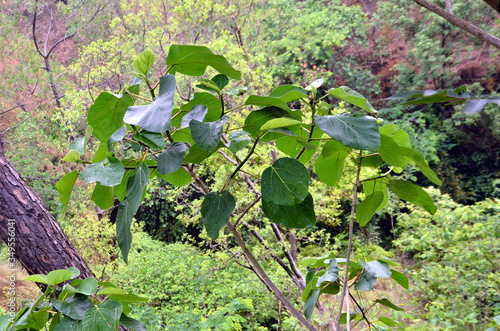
<box><xmin>56</xmin><ymin>171</ymin><xmax>79</xmax><ymax>215</ymax></box>
<box><xmin>314</xmin><ymin>113</ymin><xmax>380</xmax><ymax>150</ymax></box>
<box><xmin>23</xmin><ymin>274</ymin><xmax>48</xmax><ymax>285</ymax></box>
<box><xmin>108</xmin><ymin>293</ymin><xmax>148</xmax><ymax>304</ymax></box>
<box><xmin>262</xmin><ymin>193</ymin><xmax>316</xmax><ymax>228</ymax></box>
<box><xmin>387</xmin><ymin>180</ymin><xmax>437</xmax><ymax>214</ymax></box>
<box><xmin>107</xmin><ymin>127</ymin><xmax>126</xmax><ymax>152</ymax></box>
<box><xmin>119</xmin><ymin>315</ymin><xmax>147</xmax><ymax>331</ymax></box>
<box><xmin>354</xmin><ymin>260</ymin><xmax>391</xmax><ymax>291</ymax></box>
<box><xmin>363</xmin><ymin>178</ymin><xmax>389</xmax><ymax>212</ymax></box>
<box><xmin>379</xmin><ymin>124</ymin><xmax>411</xmax><ymax>148</ymax></box>
<box><xmin>211</xmin><ymin>74</ymin><xmax>229</xmax><ymax>90</ymax></box>
<box><xmin>79</xmin><ymin>156</ymin><xmax>125</xmax><ymax>187</ymax></box>
<box><xmin>97</xmin><ymin>288</ymin><xmax>127</xmax><ymax>295</ymax></box>
<box><xmin>398</xmin><ymin>147</ymin><xmax>442</xmax><ymax>185</ymax></box>
<box><xmin>245</xmin><ymin>95</ymin><xmax>291</xmax><ymax>111</ymax></box>
<box><xmin>88</xmin><ymin>85</ymin><xmax>138</xmax><ymax>143</ymax></box>
<box><xmin>378</xmin><ymin>316</ymin><xmax>397</xmax><ymax>327</ymax></box>
<box><xmin>316</xmin><ymin>259</ymin><xmax>339</xmax><ymax>287</ymax></box>
<box><xmin>62</xmin><ymin>150</ymin><xmax>81</xmax><ymax>162</ymax></box>
<box><xmin>166</xmin><ymin>45</ymin><xmax>241</xmax><ymax>80</ymax></box>
<box><xmin>196</xmin><ymin>78</ymin><xmax>220</xmax><ymax>93</ymax></box>
<box><xmin>133</xmin><ymin>50</ymin><xmax>155</xmax><ymax>76</ymax></box>
<box><xmin>226</xmin><ymin>86</ymin><xmax>248</xmax><ymax>96</ymax></box>
<box><xmin>74</xmin><ymin>277</ymin><xmax>98</xmax><ymax>295</ymax></box>
<box><xmin>179</xmin><ymin>92</ymin><xmax>221</xmax><ymax>123</ymax></box>
<box><xmin>180</xmin><ymin>105</ymin><xmax>208</xmax><ymax>129</ymax></box>
<box><xmin>189</xmin><ymin>116</ymin><xmax>229</xmax><ymax>152</ymax></box>
<box><xmin>360</xmin><ymin>154</ymin><xmax>384</xmax><ymax>168</ymax></box>
<box><xmin>328</xmin><ymin>86</ymin><xmax>377</xmax><ymax>113</ymax></box>
<box><xmin>379</xmin><ymin>135</ymin><xmax>409</xmax><ymax>168</ymax></box>
<box><xmin>228</xmin><ymin>131</ymin><xmax>252</xmax><ymax>153</ymax></box>
<box><xmin>133</xmin><ymin>131</ymin><xmax>165</xmax><ymax>150</ymax></box>
<box><xmin>117</xmin><ymin>164</ymin><xmax>149</xmax><ymax>263</ymax></box>
<box><xmin>46</xmin><ymin>269</ymin><xmax>77</xmax><ymax>286</ymax></box>
<box><xmin>356</xmin><ymin>191</ymin><xmax>384</xmax><ymax>226</ymax></box>
<box><xmin>54</xmin><ymin>317</ymin><xmax>83</xmax><ymax>331</ymax></box>
<box><xmin>157</xmin><ymin>142</ymin><xmax>186</xmax><ymax>175</ymax></box>
<box><xmin>260</xmin><ymin>117</ymin><xmax>301</xmax><ymax>131</ymax></box>
<box><xmin>275</xmin><ymin>125</ymin><xmax>321</xmax><ymax>163</ymax></box>
<box><xmin>244</xmin><ymin>107</ymin><xmax>290</xmax><ymax>142</ymax></box>
<box><xmin>303</xmin><ymin>289</ymin><xmax>320</xmax><ymax>320</ymax></box>
<box><xmin>69</xmin><ymin>137</ymin><xmax>85</xmax><ymax>155</ymax></box>
<box><xmin>269</xmin><ymin>85</ymin><xmax>307</xmax><ymax>103</ymax></box>
<box><xmin>315</xmin><ymin>140</ymin><xmax>350</xmax><ymax>187</ymax></box>
<box><xmin>390</xmin><ymin>270</ymin><xmax>409</xmax><ymax>290</ymax></box>
<box><xmin>201</xmin><ymin>191</ymin><xmax>236</xmax><ymax>240</ymax></box>
<box><xmin>93</xmin><ymin>141</ymin><xmax>109</xmax><ymax>163</ymax></box>
<box><xmin>124</xmin><ymin>75</ymin><xmax>176</xmax><ymax>133</ymax></box>
<box><xmin>375</xmin><ymin>298</ymin><xmax>404</xmax><ymax>311</ymax></box>
<box><xmin>184</xmin><ymin>143</ymin><xmax>222</xmax><ymax>163</ymax></box>
<box><xmin>81</xmin><ymin>300</ymin><xmax>122</xmax><ymax>331</ymax></box>
<box><xmin>261</xmin><ymin>157</ymin><xmax>309</xmax><ymax>206</ymax></box>
<box><xmin>158</xmin><ymin>167</ymin><xmax>191</xmax><ymax>186</ymax></box>
<box><xmin>49</xmin><ymin>294</ymin><xmax>92</xmax><ymax>320</ymax></box>
<box><xmin>91</xmin><ymin>183</ymin><xmax>115</xmax><ymax>210</ymax></box>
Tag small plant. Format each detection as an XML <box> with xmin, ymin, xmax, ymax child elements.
<box><xmin>0</xmin><ymin>268</ymin><xmax>147</xmax><ymax>331</ymax></box>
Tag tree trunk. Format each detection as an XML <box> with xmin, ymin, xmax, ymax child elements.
<box><xmin>0</xmin><ymin>152</ymin><xmax>93</xmax><ymax>278</ymax></box>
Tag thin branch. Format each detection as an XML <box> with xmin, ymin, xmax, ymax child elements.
<box><xmin>412</xmin><ymin>0</ymin><xmax>500</xmax><ymax>49</ymax></box>
<box><xmin>336</xmin><ymin>150</ymin><xmax>363</xmax><ymax>330</ymax></box>
<box><xmin>233</xmin><ymin>195</ymin><xmax>261</xmax><ymax>227</ymax></box>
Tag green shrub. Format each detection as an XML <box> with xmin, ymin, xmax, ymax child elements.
<box><xmin>394</xmin><ymin>189</ymin><xmax>500</xmax><ymax>329</ymax></box>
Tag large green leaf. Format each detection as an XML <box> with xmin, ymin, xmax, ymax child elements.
<box><xmin>261</xmin><ymin>158</ymin><xmax>309</xmax><ymax>206</ymax></box>
<box><xmin>328</xmin><ymin>86</ymin><xmax>376</xmax><ymax>113</ymax></box>
<box><xmin>116</xmin><ymin>164</ymin><xmax>149</xmax><ymax>263</ymax></box>
<box><xmin>124</xmin><ymin>75</ymin><xmax>176</xmax><ymax>133</ymax></box>
<box><xmin>81</xmin><ymin>300</ymin><xmax>122</xmax><ymax>331</ymax></box>
<box><xmin>316</xmin><ymin>259</ymin><xmax>339</xmax><ymax>287</ymax></box>
<box><xmin>91</xmin><ymin>183</ymin><xmax>115</xmax><ymax>210</ymax></box>
<box><xmin>303</xmin><ymin>289</ymin><xmax>320</xmax><ymax>321</ymax></box>
<box><xmin>157</xmin><ymin>142</ymin><xmax>186</xmax><ymax>175</ymax></box>
<box><xmin>88</xmin><ymin>85</ymin><xmax>138</xmax><ymax>143</ymax></box>
<box><xmin>119</xmin><ymin>315</ymin><xmax>147</xmax><ymax>331</ymax></box>
<box><xmin>46</xmin><ymin>269</ymin><xmax>79</xmax><ymax>286</ymax></box>
<box><xmin>184</xmin><ymin>143</ymin><xmax>222</xmax><ymax>163</ymax></box>
<box><xmin>244</xmin><ymin>107</ymin><xmax>290</xmax><ymax>141</ymax></box>
<box><xmin>269</xmin><ymin>85</ymin><xmax>307</xmax><ymax>103</ymax></box>
<box><xmin>180</xmin><ymin>105</ymin><xmax>208</xmax><ymax>128</ymax></box>
<box><xmin>390</xmin><ymin>270</ymin><xmax>409</xmax><ymax>290</ymax></box>
<box><xmin>79</xmin><ymin>156</ymin><xmax>125</xmax><ymax>187</ymax></box>
<box><xmin>387</xmin><ymin>180</ymin><xmax>437</xmax><ymax>214</ymax></box>
<box><xmin>133</xmin><ymin>50</ymin><xmax>155</xmax><ymax>76</ymax></box>
<box><xmin>262</xmin><ymin>193</ymin><xmax>316</xmax><ymax>228</ymax></box>
<box><xmin>49</xmin><ymin>294</ymin><xmax>92</xmax><ymax>320</ymax></box>
<box><xmin>189</xmin><ymin>116</ymin><xmax>228</xmax><ymax>152</ymax></box>
<box><xmin>163</xmin><ymin>167</ymin><xmax>191</xmax><ymax>186</ymax></box>
<box><xmin>315</xmin><ymin>140</ymin><xmax>350</xmax><ymax>187</ymax></box>
<box><xmin>260</xmin><ymin>117</ymin><xmax>301</xmax><ymax>131</ymax></box>
<box><xmin>314</xmin><ymin>113</ymin><xmax>380</xmax><ymax>150</ymax></box>
<box><xmin>274</xmin><ymin>127</ymin><xmax>319</xmax><ymax>163</ymax></box>
<box><xmin>54</xmin><ymin>316</ymin><xmax>83</xmax><ymax>331</ymax></box>
<box><xmin>379</xmin><ymin>134</ymin><xmax>409</xmax><ymax>168</ymax></box>
<box><xmin>398</xmin><ymin>147</ymin><xmax>442</xmax><ymax>186</ymax></box>
<box><xmin>363</xmin><ymin>178</ymin><xmax>389</xmax><ymax>212</ymax></box>
<box><xmin>200</xmin><ymin>191</ymin><xmax>236</xmax><ymax>240</ymax></box>
<box><xmin>245</xmin><ymin>95</ymin><xmax>291</xmax><ymax>111</ymax></box>
<box><xmin>379</xmin><ymin>124</ymin><xmax>411</xmax><ymax>148</ymax></box>
<box><xmin>133</xmin><ymin>131</ymin><xmax>165</xmax><ymax>150</ymax></box>
<box><xmin>355</xmin><ymin>191</ymin><xmax>384</xmax><ymax>226</ymax></box>
<box><xmin>166</xmin><ymin>45</ymin><xmax>241</xmax><ymax>80</ymax></box>
<box><xmin>228</xmin><ymin>131</ymin><xmax>252</xmax><ymax>153</ymax></box>
<box><xmin>56</xmin><ymin>171</ymin><xmax>79</xmax><ymax>215</ymax></box>
<box><xmin>179</xmin><ymin>92</ymin><xmax>221</xmax><ymax>123</ymax></box>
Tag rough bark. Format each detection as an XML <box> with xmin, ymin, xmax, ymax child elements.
<box><xmin>0</xmin><ymin>152</ymin><xmax>93</xmax><ymax>278</ymax></box>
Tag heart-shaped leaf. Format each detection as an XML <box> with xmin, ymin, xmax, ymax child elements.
<box><xmin>201</xmin><ymin>191</ymin><xmax>236</xmax><ymax>240</ymax></box>
<box><xmin>50</xmin><ymin>294</ymin><xmax>92</xmax><ymax>320</ymax></box>
<box><xmin>328</xmin><ymin>86</ymin><xmax>377</xmax><ymax>113</ymax></box>
<box><xmin>79</xmin><ymin>156</ymin><xmax>125</xmax><ymax>187</ymax></box>
<box><xmin>81</xmin><ymin>300</ymin><xmax>122</xmax><ymax>331</ymax></box>
<box><xmin>91</xmin><ymin>183</ymin><xmax>115</xmax><ymax>210</ymax></box>
<box><xmin>314</xmin><ymin>113</ymin><xmax>380</xmax><ymax>150</ymax></box>
<box><xmin>315</xmin><ymin>140</ymin><xmax>350</xmax><ymax>187</ymax></box>
<box><xmin>124</xmin><ymin>75</ymin><xmax>176</xmax><ymax>133</ymax></box>
<box><xmin>262</xmin><ymin>193</ymin><xmax>316</xmax><ymax>228</ymax></box>
<box><xmin>157</xmin><ymin>142</ymin><xmax>186</xmax><ymax>175</ymax></box>
<box><xmin>189</xmin><ymin>116</ymin><xmax>229</xmax><ymax>152</ymax></box>
<box><xmin>133</xmin><ymin>50</ymin><xmax>155</xmax><ymax>76</ymax></box>
<box><xmin>166</xmin><ymin>45</ymin><xmax>241</xmax><ymax>79</ymax></box>
<box><xmin>261</xmin><ymin>157</ymin><xmax>309</xmax><ymax>206</ymax></box>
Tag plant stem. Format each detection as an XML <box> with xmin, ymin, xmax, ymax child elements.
<box><xmin>222</xmin><ymin>137</ymin><xmax>260</xmax><ymax>191</ymax></box>
<box><xmin>336</xmin><ymin>150</ymin><xmax>363</xmax><ymax>330</ymax></box>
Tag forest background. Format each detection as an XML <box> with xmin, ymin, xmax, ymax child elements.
<box><xmin>0</xmin><ymin>0</ymin><xmax>499</xmax><ymax>330</ymax></box>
